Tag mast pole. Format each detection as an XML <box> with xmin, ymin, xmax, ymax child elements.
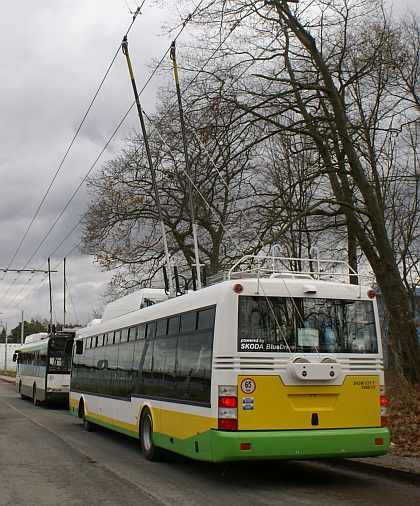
<box><xmin>121</xmin><ymin>36</ymin><xmax>175</xmax><ymax>297</ymax></box>
<box><xmin>48</xmin><ymin>257</ymin><xmax>53</xmax><ymax>331</ymax></box>
<box><xmin>170</xmin><ymin>42</ymin><xmax>202</xmax><ymax>289</ymax></box>
<box><xmin>63</xmin><ymin>257</ymin><xmax>66</xmax><ymax>328</ymax></box>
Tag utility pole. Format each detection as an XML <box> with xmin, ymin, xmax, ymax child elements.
<box><xmin>21</xmin><ymin>310</ymin><xmax>24</xmax><ymax>345</ymax></box>
<box><xmin>3</xmin><ymin>322</ymin><xmax>7</xmax><ymax>373</ymax></box>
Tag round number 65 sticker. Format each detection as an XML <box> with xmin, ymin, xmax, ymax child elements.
<box><xmin>241</xmin><ymin>378</ymin><xmax>256</xmax><ymax>394</ymax></box>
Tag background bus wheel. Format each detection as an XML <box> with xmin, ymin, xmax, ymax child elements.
<box><xmin>33</xmin><ymin>385</ymin><xmax>39</xmax><ymax>406</ymax></box>
<box><xmin>140</xmin><ymin>407</ymin><xmax>164</xmax><ymax>461</ymax></box>
<box><xmin>83</xmin><ymin>416</ymin><xmax>97</xmax><ymax>432</ymax></box>
<box><xmin>19</xmin><ymin>382</ymin><xmax>27</xmax><ymax>400</ymax></box>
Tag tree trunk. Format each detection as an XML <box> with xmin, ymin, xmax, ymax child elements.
<box><xmin>277</xmin><ymin>2</ymin><xmax>420</xmax><ymax>383</ymax></box>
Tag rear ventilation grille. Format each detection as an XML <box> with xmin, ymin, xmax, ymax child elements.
<box><xmin>214</xmin><ymin>356</ymin><xmax>383</xmax><ymax>372</ymax></box>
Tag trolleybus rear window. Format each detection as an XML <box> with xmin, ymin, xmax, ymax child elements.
<box><xmin>238</xmin><ymin>296</ymin><xmax>378</xmax><ymax>353</ymax></box>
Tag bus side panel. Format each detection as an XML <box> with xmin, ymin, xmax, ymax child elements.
<box><xmin>154</xmin><ymin>403</ymin><xmax>183</xmax><ymax>450</ymax></box>
<box><xmin>19</xmin><ymin>372</ymin><xmax>46</xmax><ymax>401</ymax></box>
<box><xmin>83</xmin><ymin>394</ymin><xmax>140</xmax><ymax>438</ymax></box>
<box><xmin>152</xmin><ymin>404</ymin><xmax>214</xmax><ymax>461</ymax></box>
<box><xmin>69</xmin><ymin>391</ymin><xmax>81</xmax><ymax>417</ymax></box>
<box><xmin>182</xmin><ymin>408</ymin><xmax>213</xmax><ymax>460</ymax></box>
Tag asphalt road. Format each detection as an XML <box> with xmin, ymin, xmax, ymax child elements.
<box><xmin>0</xmin><ymin>380</ymin><xmax>419</xmax><ymax>506</ymax></box>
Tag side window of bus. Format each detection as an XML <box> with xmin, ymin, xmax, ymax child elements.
<box><xmin>146</xmin><ymin>322</ymin><xmax>156</xmax><ymax>338</ymax></box>
<box><xmin>93</xmin><ymin>343</ymin><xmax>106</xmax><ymax>394</ymax></box>
<box><xmin>138</xmin><ymin>340</ymin><xmax>154</xmax><ymax>395</ymax></box>
<box><xmin>180</xmin><ymin>312</ymin><xmax>196</xmax><ymax>332</ymax></box>
<box><xmin>156</xmin><ymin>319</ymin><xmax>167</xmax><ymax>337</ymax></box>
<box><xmin>176</xmin><ymin>332</ymin><xmax>213</xmax><ymax>403</ymax></box>
<box><xmin>128</xmin><ymin>326</ymin><xmax>137</xmax><ymax>341</ymax></box>
<box><xmin>117</xmin><ymin>341</ymin><xmax>135</xmax><ymax>397</ymax></box>
<box><xmin>167</xmin><ymin>316</ymin><xmax>179</xmax><ymax>335</ymax></box>
<box><xmin>152</xmin><ymin>337</ymin><xmax>177</xmax><ymax>398</ymax></box>
<box><xmin>121</xmin><ymin>328</ymin><xmax>129</xmax><ymax>343</ymax></box>
<box><xmin>39</xmin><ymin>350</ymin><xmax>47</xmax><ymax>368</ymax></box>
<box><xmin>197</xmin><ymin>307</ymin><xmax>215</xmax><ymax>330</ymax></box>
<box><xmin>132</xmin><ymin>338</ymin><xmax>146</xmax><ymax>392</ymax></box>
<box><xmin>114</xmin><ymin>330</ymin><xmax>122</xmax><ymax>344</ymax></box>
<box><xmin>107</xmin><ymin>345</ymin><xmax>119</xmax><ymax>390</ymax></box>
<box><xmin>137</xmin><ymin>324</ymin><xmax>146</xmax><ymax>340</ymax></box>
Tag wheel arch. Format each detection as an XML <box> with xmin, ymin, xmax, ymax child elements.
<box><xmin>78</xmin><ymin>397</ymin><xmax>85</xmax><ymax>419</ymax></box>
<box><xmin>138</xmin><ymin>402</ymin><xmax>154</xmax><ymax>432</ymax></box>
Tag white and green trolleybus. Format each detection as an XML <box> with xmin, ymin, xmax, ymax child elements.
<box><xmin>69</xmin><ymin>255</ymin><xmax>390</xmax><ymax>462</ymax></box>
<box><xmin>15</xmin><ymin>330</ymin><xmax>75</xmax><ymax>404</ymax></box>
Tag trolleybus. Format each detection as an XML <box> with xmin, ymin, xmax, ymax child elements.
<box><xmin>15</xmin><ymin>330</ymin><xmax>75</xmax><ymax>404</ymax></box>
<box><xmin>69</xmin><ymin>255</ymin><xmax>389</xmax><ymax>462</ymax></box>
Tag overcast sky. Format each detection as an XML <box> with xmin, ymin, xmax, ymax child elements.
<box><xmin>0</xmin><ymin>0</ymin><xmax>174</xmax><ymax>330</ymax></box>
<box><xmin>0</xmin><ymin>0</ymin><xmax>416</xmax><ymax>332</ymax></box>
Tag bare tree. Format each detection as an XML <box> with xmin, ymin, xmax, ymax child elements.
<box><xmin>167</xmin><ymin>0</ymin><xmax>420</xmax><ymax>382</ymax></box>
<box><xmin>80</xmin><ymin>88</ymin><xmax>262</xmax><ymax>297</ymax></box>
<box><xmin>81</xmin><ymin>0</ymin><xmax>420</xmax><ymax>381</ymax></box>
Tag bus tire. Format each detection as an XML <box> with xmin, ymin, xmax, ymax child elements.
<box><xmin>33</xmin><ymin>384</ymin><xmax>39</xmax><ymax>406</ymax></box>
<box><xmin>140</xmin><ymin>407</ymin><xmax>164</xmax><ymax>462</ymax></box>
<box><xmin>83</xmin><ymin>416</ymin><xmax>97</xmax><ymax>432</ymax></box>
<box><xmin>19</xmin><ymin>382</ymin><xmax>27</xmax><ymax>400</ymax></box>
<box><xmin>80</xmin><ymin>400</ymin><xmax>96</xmax><ymax>432</ymax></box>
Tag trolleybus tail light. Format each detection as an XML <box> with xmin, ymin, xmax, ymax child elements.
<box><xmin>375</xmin><ymin>438</ymin><xmax>384</xmax><ymax>446</ymax></box>
<box><xmin>219</xmin><ymin>419</ymin><xmax>238</xmax><ymax>431</ymax></box>
<box><xmin>240</xmin><ymin>443</ymin><xmax>251</xmax><ymax>451</ymax></box>
<box><xmin>367</xmin><ymin>289</ymin><xmax>376</xmax><ymax>299</ymax></box>
<box><xmin>233</xmin><ymin>283</ymin><xmax>244</xmax><ymax>294</ymax></box>
<box><xmin>218</xmin><ymin>385</ymin><xmax>238</xmax><ymax>431</ymax></box>
<box><xmin>380</xmin><ymin>386</ymin><xmax>387</xmax><ymax>426</ymax></box>
<box><xmin>219</xmin><ymin>396</ymin><xmax>238</xmax><ymax>408</ymax></box>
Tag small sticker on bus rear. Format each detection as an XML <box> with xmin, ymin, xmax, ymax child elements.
<box><xmin>242</xmin><ymin>398</ymin><xmax>254</xmax><ymax>410</ymax></box>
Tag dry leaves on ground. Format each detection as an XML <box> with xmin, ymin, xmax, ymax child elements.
<box><xmin>386</xmin><ymin>375</ymin><xmax>420</xmax><ymax>459</ymax></box>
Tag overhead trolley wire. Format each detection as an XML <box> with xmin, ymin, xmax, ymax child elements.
<box><xmin>0</xmin><ymin>2</ymin><xmax>206</xmax><ymax>317</ymax></box>
<box><xmin>0</xmin><ymin>5</ymin><xmax>146</xmax><ymax>317</ymax></box>
<box><xmin>1</xmin><ymin>2</ymin><xmax>229</xmax><ymax>317</ymax></box>
<box><xmin>4</xmin><ymin>0</ymin><xmax>274</xmax><ymax>319</ymax></box>
<box><xmin>0</xmin><ymin>5</ymin><xmax>144</xmax><ymax>289</ymax></box>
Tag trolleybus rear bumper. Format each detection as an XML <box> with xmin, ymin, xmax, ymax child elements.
<box><xmin>210</xmin><ymin>427</ymin><xmax>390</xmax><ymax>463</ymax></box>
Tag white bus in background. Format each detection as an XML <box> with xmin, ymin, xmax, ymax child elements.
<box><xmin>14</xmin><ymin>330</ymin><xmax>75</xmax><ymax>405</ymax></box>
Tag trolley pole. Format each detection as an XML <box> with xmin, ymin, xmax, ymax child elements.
<box><xmin>170</xmin><ymin>42</ymin><xmax>202</xmax><ymax>289</ymax></box>
<box><xmin>121</xmin><ymin>35</ymin><xmax>175</xmax><ymax>297</ymax></box>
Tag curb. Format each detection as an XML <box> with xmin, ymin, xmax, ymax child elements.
<box><xmin>326</xmin><ymin>457</ymin><xmax>420</xmax><ymax>485</ymax></box>
<box><xmin>0</xmin><ymin>376</ymin><xmax>16</xmax><ymax>384</ymax></box>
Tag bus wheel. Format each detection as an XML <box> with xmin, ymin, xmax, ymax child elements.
<box><xmin>33</xmin><ymin>385</ymin><xmax>39</xmax><ymax>406</ymax></box>
<box><xmin>140</xmin><ymin>407</ymin><xmax>164</xmax><ymax>462</ymax></box>
<box><xmin>80</xmin><ymin>401</ymin><xmax>96</xmax><ymax>432</ymax></box>
<box><xmin>19</xmin><ymin>382</ymin><xmax>27</xmax><ymax>400</ymax></box>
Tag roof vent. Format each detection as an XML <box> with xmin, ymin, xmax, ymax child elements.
<box><xmin>302</xmin><ymin>284</ymin><xmax>317</xmax><ymax>294</ymax></box>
